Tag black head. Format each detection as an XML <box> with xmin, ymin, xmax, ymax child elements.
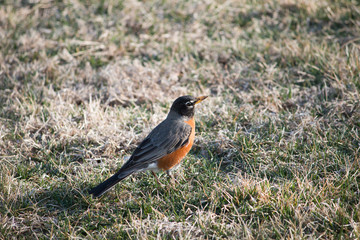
<box><xmin>170</xmin><ymin>95</ymin><xmax>207</xmax><ymax>118</ymax></box>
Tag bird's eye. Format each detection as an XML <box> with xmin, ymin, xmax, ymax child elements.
<box><xmin>185</xmin><ymin>101</ymin><xmax>193</xmax><ymax>107</ymax></box>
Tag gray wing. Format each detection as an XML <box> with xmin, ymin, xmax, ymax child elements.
<box><xmin>119</xmin><ymin>119</ymin><xmax>192</xmax><ymax>172</ymax></box>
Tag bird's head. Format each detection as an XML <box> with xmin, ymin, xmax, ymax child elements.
<box><xmin>170</xmin><ymin>95</ymin><xmax>208</xmax><ymax>118</ymax></box>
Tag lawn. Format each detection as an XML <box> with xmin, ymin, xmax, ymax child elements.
<box><xmin>0</xmin><ymin>0</ymin><xmax>359</xmax><ymax>239</ymax></box>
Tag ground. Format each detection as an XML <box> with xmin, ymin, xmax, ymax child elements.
<box><xmin>0</xmin><ymin>0</ymin><xmax>359</xmax><ymax>239</ymax></box>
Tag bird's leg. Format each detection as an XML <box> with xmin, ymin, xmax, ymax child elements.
<box><xmin>166</xmin><ymin>170</ymin><xmax>178</xmax><ymax>185</ymax></box>
<box><xmin>151</xmin><ymin>171</ymin><xmax>161</xmax><ymax>185</ymax></box>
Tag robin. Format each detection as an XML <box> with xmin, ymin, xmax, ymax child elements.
<box><xmin>89</xmin><ymin>95</ymin><xmax>207</xmax><ymax>197</ymax></box>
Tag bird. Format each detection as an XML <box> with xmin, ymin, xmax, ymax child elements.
<box><xmin>89</xmin><ymin>95</ymin><xmax>207</xmax><ymax>197</ymax></box>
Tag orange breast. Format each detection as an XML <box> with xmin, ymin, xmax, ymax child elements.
<box><xmin>157</xmin><ymin>118</ymin><xmax>195</xmax><ymax>171</ymax></box>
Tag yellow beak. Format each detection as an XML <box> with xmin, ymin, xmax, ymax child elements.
<box><xmin>194</xmin><ymin>96</ymin><xmax>208</xmax><ymax>104</ymax></box>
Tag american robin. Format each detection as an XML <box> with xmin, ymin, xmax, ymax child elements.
<box><xmin>89</xmin><ymin>95</ymin><xmax>207</xmax><ymax>197</ymax></box>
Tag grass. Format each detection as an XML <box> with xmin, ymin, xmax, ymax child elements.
<box><xmin>0</xmin><ymin>0</ymin><xmax>359</xmax><ymax>239</ymax></box>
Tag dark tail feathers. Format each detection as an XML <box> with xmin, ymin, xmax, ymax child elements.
<box><xmin>89</xmin><ymin>172</ymin><xmax>131</xmax><ymax>198</ymax></box>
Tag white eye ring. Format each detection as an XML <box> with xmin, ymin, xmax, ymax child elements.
<box><xmin>185</xmin><ymin>101</ymin><xmax>193</xmax><ymax>106</ymax></box>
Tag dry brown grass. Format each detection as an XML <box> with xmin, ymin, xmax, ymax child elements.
<box><xmin>1</xmin><ymin>0</ymin><xmax>360</xmax><ymax>239</ymax></box>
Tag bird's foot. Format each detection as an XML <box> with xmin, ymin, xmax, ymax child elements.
<box><xmin>151</xmin><ymin>171</ymin><xmax>165</xmax><ymax>187</ymax></box>
<box><xmin>166</xmin><ymin>170</ymin><xmax>179</xmax><ymax>185</ymax></box>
